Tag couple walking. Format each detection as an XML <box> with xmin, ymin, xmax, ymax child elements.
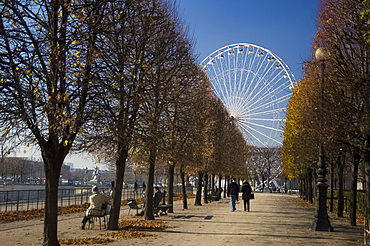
<box><xmin>228</xmin><ymin>178</ymin><xmax>253</xmax><ymax>212</ymax></box>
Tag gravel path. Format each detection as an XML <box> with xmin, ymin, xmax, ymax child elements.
<box><xmin>0</xmin><ymin>193</ymin><xmax>365</xmax><ymax>245</ymax></box>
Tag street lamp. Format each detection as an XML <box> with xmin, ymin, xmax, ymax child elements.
<box><xmin>311</xmin><ymin>47</ymin><xmax>334</xmax><ymax>232</ymax></box>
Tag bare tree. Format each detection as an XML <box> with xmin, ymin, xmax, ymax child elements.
<box><xmin>0</xmin><ymin>0</ymin><xmax>107</xmax><ymax>244</ymax></box>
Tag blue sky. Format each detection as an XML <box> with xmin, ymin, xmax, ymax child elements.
<box><xmin>176</xmin><ymin>0</ymin><xmax>319</xmax><ymax>80</ymax></box>
<box><xmin>15</xmin><ymin>1</ymin><xmax>320</xmax><ymax>170</ymax></box>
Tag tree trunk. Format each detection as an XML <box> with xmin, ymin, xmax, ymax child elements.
<box><xmin>168</xmin><ymin>162</ymin><xmax>174</xmax><ymax>213</ymax></box>
<box><xmin>203</xmin><ymin>173</ymin><xmax>208</xmax><ymax>204</ymax></box>
<box><xmin>43</xmin><ymin>156</ymin><xmax>63</xmax><ymax>246</ymax></box>
<box><xmin>180</xmin><ymin>166</ymin><xmax>188</xmax><ymax>209</ymax></box>
<box><xmin>108</xmin><ymin>148</ymin><xmax>128</xmax><ymax>230</ymax></box>
<box><xmin>306</xmin><ymin>176</ymin><xmax>310</xmax><ymax>200</ymax></box>
<box><xmin>225</xmin><ymin>176</ymin><xmax>230</xmax><ymax>197</ymax></box>
<box><xmin>350</xmin><ymin>148</ymin><xmax>360</xmax><ymax>226</ymax></box>
<box><xmin>337</xmin><ymin>151</ymin><xmax>344</xmax><ymax>217</ymax></box>
<box><xmin>364</xmin><ymin>135</ymin><xmax>370</xmax><ymax>231</ymax></box>
<box><xmin>366</xmin><ymin>160</ymin><xmax>370</xmax><ymax>235</ymax></box>
<box><xmin>211</xmin><ymin>175</ymin><xmax>215</xmax><ymax>194</ymax></box>
<box><xmin>308</xmin><ymin>171</ymin><xmax>313</xmax><ymax>203</ymax></box>
<box><xmin>194</xmin><ymin>171</ymin><xmax>203</xmax><ymax>206</ymax></box>
<box><xmin>144</xmin><ymin>148</ymin><xmax>156</xmax><ymax>220</ymax></box>
<box><xmin>330</xmin><ymin>161</ymin><xmax>334</xmax><ymax>212</ymax></box>
<box><xmin>218</xmin><ymin>174</ymin><xmax>222</xmax><ymax>199</ymax></box>
<box><xmin>224</xmin><ymin>176</ymin><xmax>228</xmax><ymax>198</ymax></box>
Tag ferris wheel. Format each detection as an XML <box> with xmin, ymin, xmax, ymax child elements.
<box><xmin>200</xmin><ymin>43</ymin><xmax>297</xmax><ymax>147</ymax></box>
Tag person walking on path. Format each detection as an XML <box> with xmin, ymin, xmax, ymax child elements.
<box><xmin>228</xmin><ymin>178</ymin><xmax>239</xmax><ymax>212</ymax></box>
<box><xmin>241</xmin><ymin>180</ymin><xmax>252</xmax><ymax>212</ymax></box>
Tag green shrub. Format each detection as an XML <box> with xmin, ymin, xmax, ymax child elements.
<box><xmin>327</xmin><ymin>189</ymin><xmax>367</xmax><ymax>216</ymax></box>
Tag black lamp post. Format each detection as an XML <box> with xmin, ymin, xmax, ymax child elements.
<box><xmin>311</xmin><ymin>47</ymin><xmax>334</xmax><ymax>232</ymax></box>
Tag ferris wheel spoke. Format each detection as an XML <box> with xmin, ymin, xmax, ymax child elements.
<box><xmin>240</xmin><ymin>49</ymin><xmax>258</xmax><ymax>94</ymax></box>
<box><xmin>246</xmin><ymin>107</ymin><xmax>287</xmax><ymax>117</ymax></box>
<box><xmin>248</xmin><ymin>93</ymin><xmax>291</xmax><ymax>115</ymax></box>
<box><xmin>240</xmin><ymin>68</ymin><xmax>286</xmax><ymax>108</ymax></box>
<box><xmin>201</xmin><ymin>43</ymin><xmax>296</xmax><ymax>147</ymax></box>
<box><xmin>239</xmin><ymin>59</ymin><xmax>287</xmax><ymax>104</ymax></box>
<box><xmin>211</xmin><ymin>62</ymin><xmax>230</xmax><ymax>102</ymax></box>
<box><xmin>239</xmin><ymin>117</ymin><xmax>284</xmax><ymax>122</ymax></box>
<box><xmin>238</xmin><ymin>123</ymin><xmax>268</xmax><ymax>147</ymax></box>
<box><xmin>239</xmin><ymin>121</ymin><xmax>282</xmax><ymax>145</ymax></box>
<box><xmin>245</xmin><ymin>79</ymin><xmax>291</xmax><ymax>112</ymax></box>
<box><xmin>237</xmin><ymin>47</ymin><xmax>251</xmax><ymax>92</ymax></box>
<box><xmin>245</xmin><ymin>121</ymin><xmax>283</xmax><ymax>133</ymax></box>
<box><xmin>242</xmin><ymin>63</ymin><xmax>267</xmax><ymax>103</ymax></box>
<box><xmin>236</xmin><ymin>92</ymin><xmax>284</xmax><ymax>118</ymax></box>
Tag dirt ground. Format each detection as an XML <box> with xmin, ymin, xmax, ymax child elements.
<box><xmin>0</xmin><ymin>193</ymin><xmax>366</xmax><ymax>246</ymax></box>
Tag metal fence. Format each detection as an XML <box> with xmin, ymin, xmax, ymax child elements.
<box><xmin>0</xmin><ymin>186</ymin><xmax>192</xmax><ymax>212</ymax></box>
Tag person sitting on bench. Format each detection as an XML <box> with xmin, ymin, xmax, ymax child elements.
<box><xmin>81</xmin><ymin>186</ymin><xmax>112</xmax><ymax>229</ymax></box>
<box><xmin>153</xmin><ymin>186</ymin><xmax>163</xmax><ymax>207</ymax></box>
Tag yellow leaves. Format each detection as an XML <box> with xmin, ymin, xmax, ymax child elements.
<box><xmin>326</xmin><ymin>18</ymin><xmax>333</xmax><ymax>23</ymax></box>
<box><xmin>72</xmin><ymin>40</ymin><xmax>77</xmax><ymax>44</ymax></box>
<box><xmin>63</xmin><ymin>140</ymin><xmax>68</xmax><ymax>147</ymax></box>
<box><xmin>23</xmin><ymin>150</ymin><xmax>26</xmax><ymax>154</ymax></box>
<box><xmin>3</xmin><ymin>129</ymin><xmax>7</xmax><ymax>136</ymax></box>
<box><xmin>7</xmin><ymin>149</ymin><xmax>10</xmax><ymax>155</ymax></box>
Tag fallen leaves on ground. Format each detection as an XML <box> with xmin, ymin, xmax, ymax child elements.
<box><xmin>294</xmin><ymin>196</ymin><xmax>365</xmax><ymax>224</ymax></box>
<box><xmin>0</xmin><ymin>203</ymin><xmax>89</xmax><ymax>223</ymax></box>
<box><xmin>59</xmin><ymin>219</ymin><xmax>168</xmax><ymax>245</ymax></box>
<box><xmin>118</xmin><ymin>219</ymin><xmax>169</xmax><ymax>230</ymax></box>
<box><xmin>59</xmin><ymin>237</ymin><xmax>114</xmax><ymax>245</ymax></box>
<box><xmin>1</xmin><ymin>193</ymin><xmax>194</xmax><ymax>223</ymax></box>
<box><xmin>104</xmin><ymin>230</ymin><xmax>152</xmax><ymax>239</ymax></box>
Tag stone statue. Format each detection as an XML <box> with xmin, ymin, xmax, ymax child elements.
<box><xmin>92</xmin><ymin>166</ymin><xmax>99</xmax><ymax>181</ymax></box>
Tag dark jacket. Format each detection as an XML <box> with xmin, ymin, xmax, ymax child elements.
<box><xmin>241</xmin><ymin>183</ymin><xmax>252</xmax><ymax>200</ymax></box>
<box><xmin>228</xmin><ymin>181</ymin><xmax>239</xmax><ymax>196</ymax></box>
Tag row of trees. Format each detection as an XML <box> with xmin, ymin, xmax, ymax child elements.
<box><xmin>0</xmin><ymin>0</ymin><xmax>249</xmax><ymax>245</ymax></box>
<box><xmin>248</xmin><ymin>147</ymin><xmax>282</xmax><ymax>190</ymax></box>
<box><xmin>283</xmin><ymin>0</ymin><xmax>370</xmax><ymax>227</ymax></box>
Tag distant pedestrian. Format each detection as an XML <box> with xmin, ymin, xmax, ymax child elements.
<box><xmin>241</xmin><ymin>180</ymin><xmax>252</xmax><ymax>212</ymax></box>
<box><xmin>134</xmin><ymin>180</ymin><xmax>138</xmax><ymax>193</ymax></box>
<box><xmin>109</xmin><ymin>180</ymin><xmax>115</xmax><ymax>196</ymax></box>
<box><xmin>228</xmin><ymin>178</ymin><xmax>239</xmax><ymax>212</ymax></box>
